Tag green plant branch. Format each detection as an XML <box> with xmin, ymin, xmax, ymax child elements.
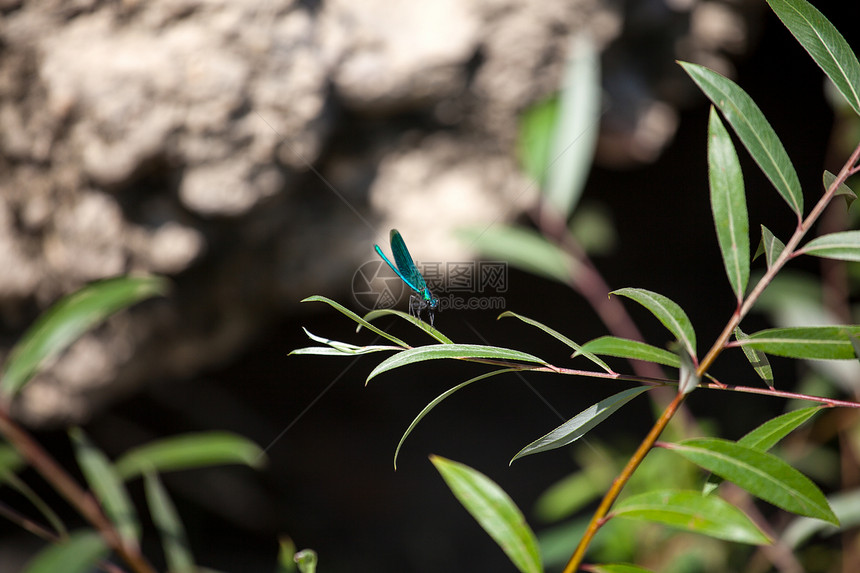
<box><xmin>0</xmin><ymin>407</ymin><xmax>157</xmax><ymax>573</ymax></box>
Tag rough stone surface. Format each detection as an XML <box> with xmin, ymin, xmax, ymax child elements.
<box><xmin>0</xmin><ymin>0</ymin><xmax>752</xmax><ymax>425</ymax></box>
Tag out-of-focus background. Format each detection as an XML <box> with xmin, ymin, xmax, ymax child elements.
<box><xmin>1</xmin><ymin>0</ymin><xmax>858</xmax><ymax>571</ymax></box>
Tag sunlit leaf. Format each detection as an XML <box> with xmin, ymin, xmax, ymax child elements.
<box><xmin>22</xmin><ymin>530</ymin><xmax>108</xmax><ymax>573</ymax></box>
<box><xmin>680</xmin><ymin>62</ymin><xmax>802</xmax><ymax>216</ymax></box>
<box><xmin>611</xmin><ymin>288</ymin><xmax>697</xmax><ymax>359</ymax></box>
<box><xmin>666</xmin><ymin>438</ymin><xmax>838</xmax><ymax>524</ymax></box>
<box><xmin>499</xmin><ymin>311</ymin><xmax>612</xmax><ymax>373</ymax></box>
<box><xmin>577</xmin><ymin>336</ymin><xmax>679</xmax><ymax>368</ymax></box>
<box><xmin>736</xmin><ymin>325</ymin><xmax>860</xmax><ymax>359</ymax></box>
<box><xmin>734</xmin><ymin>327</ymin><xmax>774</xmax><ymax>388</ymax></box>
<box><xmin>289</xmin><ymin>328</ymin><xmax>399</xmax><ymax>356</ymax></box>
<box><xmin>114</xmin><ymin>432</ymin><xmax>266</xmax><ymax>480</ymax></box>
<box><xmin>613</xmin><ymin>490</ymin><xmax>771</xmax><ymax>545</ymax></box>
<box><xmin>767</xmin><ymin>0</ymin><xmax>860</xmax><ymax>117</ymax></box>
<box><xmin>363</xmin><ymin>309</ymin><xmax>454</xmax><ymax>344</ymax></box>
<box><xmin>69</xmin><ymin>428</ymin><xmax>139</xmax><ymax>543</ymax></box>
<box><xmin>367</xmin><ymin>344</ymin><xmax>546</xmax><ymax>383</ymax></box>
<box><xmin>708</xmin><ymin>107</ymin><xmax>749</xmax><ymax>301</ymax></box>
<box><xmin>512</xmin><ymin>387</ymin><xmax>651</xmax><ymax>462</ymax></box>
<box><xmin>800</xmin><ymin>230</ymin><xmax>860</xmax><ymax>262</ymax></box>
<box><xmin>144</xmin><ymin>472</ymin><xmax>194</xmax><ymax>573</ymax></box>
<box><xmin>1</xmin><ymin>275</ymin><xmax>168</xmax><ymax>397</ymax></box>
<box><xmin>431</xmin><ymin>456</ymin><xmax>542</xmax><ymax>573</ymax></box>
<box><xmin>456</xmin><ymin>225</ymin><xmax>578</xmax><ymax>284</ymax></box>
<box><xmin>300</xmin><ymin>295</ymin><xmax>408</xmax><ymax>348</ymax></box>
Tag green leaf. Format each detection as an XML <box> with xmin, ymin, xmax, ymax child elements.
<box><xmin>289</xmin><ymin>328</ymin><xmax>399</xmax><ymax>356</ymax></box>
<box><xmin>456</xmin><ymin>225</ymin><xmax>578</xmax><ymax>284</ymax></box>
<box><xmin>611</xmin><ymin>288</ymin><xmax>697</xmax><ymax>359</ymax></box>
<box><xmin>394</xmin><ymin>369</ymin><xmax>516</xmax><ymax>470</ymax></box>
<box><xmin>736</xmin><ymin>325</ymin><xmax>860</xmax><ymax>359</ymax></box>
<box><xmin>366</xmin><ymin>344</ymin><xmax>546</xmax><ymax>383</ymax></box>
<box><xmin>277</xmin><ymin>537</ymin><xmax>298</xmax><ymax>573</ymax></box>
<box><xmin>738</xmin><ymin>407</ymin><xmax>822</xmax><ymax>451</ymax></box>
<box><xmin>0</xmin><ymin>470</ymin><xmax>68</xmax><ymax>539</ymax></box>
<box><xmin>518</xmin><ymin>95</ymin><xmax>558</xmax><ymax>186</ymax></box>
<box><xmin>511</xmin><ymin>387</ymin><xmax>651</xmax><ymax>462</ymax></box>
<box><xmin>362</xmin><ymin>309</ymin><xmax>454</xmax><ymax>344</ymax></box>
<box><xmin>782</xmin><ymin>488</ymin><xmax>860</xmax><ymax>549</ymax></box>
<box><xmin>767</xmin><ymin>0</ymin><xmax>860</xmax><ymax>117</ymax></box>
<box><xmin>675</xmin><ymin>343</ymin><xmax>700</xmax><ymax>395</ymax></box>
<box><xmin>824</xmin><ymin>170</ymin><xmax>857</xmax><ymax>206</ymax></box>
<box><xmin>734</xmin><ymin>327</ymin><xmax>774</xmax><ymax>388</ymax></box>
<box><xmin>114</xmin><ymin>431</ymin><xmax>266</xmax><ymax>480</ymax></box>
<box><xmin>577</xmin><ymin>336</ymin><xmax>680</xmax><ymax>368</ymax></box>
<box><xmin>294</xmin><ymin>549</ymin><xmax>318</xmax><ymax>573</ymax></box>
<box><xmin>431</xmin><ymin>455</ymin><xmax>542</xmax><ymax>573</ymax></box>
<box><xmin>1</xmin><ymin>275</ymin><xmax>168</xmax><ymax>397</ymax></box>
<box><xmin>23</xmin><ymin>530</ymin><xmax>108</xmax><ymax>573</ymax></box>
<box><xmin>757</xmin><ymin>225</ymin><xmax>786</xmax><ymax>269</ymax></box>
<box><xmin>708</xmin><ymin>107</ymin><xmax>749</xmax><ymax>301</ymax></box>
<box><xmin>589</xmin><ymin>564</ymin><xmax>656</xmax><ymax>573</ymax></box>
<box><xmin>613</xmin><ymin>489</ymin><xmax>771</xmax><ymax>545</ymax></box>
<box><xmin>300</xmin><ymin>295</ymin><xmax>409</xmax><ymax>348</ymax></box>
<box><xmin>144</xmin><ymin>471</ymin><xmax>194</xmax><ymax>573</ymax></box>
<box><xmin>69</xmin><ymin>428</ymin><xmax>140</xmax><ymax>543</ymax></box>
<box><xmin>499</xmin><ymin>311</ymin><xmax>613</xmax><ymax>373</ymax></box>
<box><xmin>543</xmin><ymin>34</ymin><xmax>601</xmax><ymax>219</ymax></box>
<box><xmin>667</xmin><ymin>438</ymin><xmax>838</xmax><ymax>524</ymax></box>
<box><xmin>800</xmin><ymin>230</ymin><xmax>860</xmax><ymax>262</ymax></box>
<box><xmin>679</xmin><ymin>62</ymin><xmax>803</xmax><ymax>216</ymax></box>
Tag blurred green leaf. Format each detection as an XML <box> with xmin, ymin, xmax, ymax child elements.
<box><xmin>300</xmin><ymin>295</ymin><xmax>408</xmax><ymax>348</ymax></box>
<box><xmin>708</xmin><ymin>107</ymin><xmax>750</xmax><ymax>301</ymax></box>
<box><xmin>457</xmin><ymin>225</ymin><xmax>578</xmax><ymax>284</ymax></box>
<box><xmin>734</xmin><ymin>327</ymin><xmax>774</xmax><ymax>388</ymax></box>
<box><xmin>0</xmin><ymin>470</ymin><xmax>68</xmax><ymax>539</ymax></box>
<box><xmin>611</xmin><ymin>288</ymin><xmax>697</xmax><ymax>359</ymax></box>
<box><xmin>115</xmin><ymin>432</ymin><xmax>266</xmax><ymax>480</ymax></box>
<box><xmin>22</xmin><ymin>530</ymin><xmax>108</xmax><ymax>573</ymax></box>
<box><xmin>277</xmin><ymin>537</ymin><xmax>298</xmax><ymax>573</ymax></box>
<box><xmin>543</xmin><ymin>34</ymin><xmax>601</xmax><ymax>219</ymax></box>
<box><xmin>589</xmin><ymin>564</ymin><xmax>655</xmax><ymax>573</ymax></box>
<box><xmin>783</xmin><ymin>488</ymin><xmax>860</xmax><ymax>549</ymax></box>
<box><xmin>394</xmin><ymin>369</ymin><xmax>516</xmax><ymax>470</ymax></box>
<box><xmin>512</xmin><ymin>387</ymin><xmax>651</xmax><ymax>462</ymax></box>
<box><xmin>499</xmin><ymin>311</ymin><xmax>612</xmax><ymax>373</ymax></box>
<box><xmin>569</xmin><ymin>203</ymin><xmax>617</xmax><ymax>256</ymax></box>
<box><xmin>800</xmin><ymin>230</ymin><xmax>860</xmax><ymax>261</ymax></box>
<box><xmin>69</xmin><ymin>428</ymin><xmax>139</xmax><ymax>543</ymax></box>
<box><xmin>363</xmin><ymin>309</ymin><xmax>454</xmax><ymax>344</ymax></box>
<box><xmin>519</xmin><ymin>96</ymin><xmax>558</xmax><ymax>187</ymax></box>
<box><xmin>533</xmin><ymin>451</ymin><xmax>615</xmax><ymax>522</ymax></box>
<box><xmin>577</xmin><ymin>336</ymin><xmax>679</xmax><ymax>368</ymax></box>
<box><xmin>613</xmin><ymin>489</ymin><xmax>771</xmax><ymax>545</ymax></box>
<box><xmin>1</xmin><ymin>275</ymin><xmax>168</xmax><ymax>397</ymax></box>
<box><xmin>144</xmin><ymin>471</ymin><xmax>194</xmax><ymax>573</ymax></box>
<box><xmin>367</xmin><ymin>344</ymin><xmax>546</xmax><ymax>383</ymax></box>
<box><xmin>290</xmin><ymin>328</ymin><xmax>399</xmax><ymax>356</ymax></box>
<box><xmin>739</xmin><ymin>407</ymin><xmax>822</xmax><ymax>451</ymax></box>
<box><xmin>431</xmin><ymin>455</ymin><xmax>542</xmax><ymax>573</ymax></box>
<box><xmin>736</xmin><ymin>325</ymin><xmax>860</xmax><ymax>359</ymax></box>
<box><xmin>768</xmin><ymin>0</ymin><xmax>860</xmax><ymax>117</ymax></box>
<box><xmin>668</xmin><ymin>438</ymin><xmax>838</xmax><ymax>524</ymax></box>
<box><xmin>680</xmin><ymin>62</ymin><xmax>802</xmax><ymax>216</ymax></box>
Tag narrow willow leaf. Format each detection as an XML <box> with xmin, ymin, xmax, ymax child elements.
<box><xmin>759</xmin><ymin>225</ymin><xmax>786</xmax><ymax>269</ymax></box>
<box><xmin>69</xmin><ymin>428</ymin><xmax>139</xmax><ymax>543</ymax></box>
<box><xmin>394</xmin><ymin>369</ymin><xmax>516</xmax><ymax>469</ymax></box>
<box><xmin>824</xmin><ymin>170</ymin><xmax>857</xmax><ymax>206</ymax></box>
<box><xmin>1</xmin><ymin>471</ymin><xmax>68</xmax><ymax>539</ymax></box>
<box><xmin>611</xmin><ymin>288</ymin><xmax>697</xmax><ymax>359</ymax></box>
<box><xmin>362</xmin><ymin>309</ymin><xmax>454</xmax><ymax>344</ymax></box>
<box><xmin>499</xmin><ymin>311</ymin><xmax>612</xmax><ymax>373</ymax></box>
<box><xmin>734</xmin><ymin>327</ymin><xmax>774</xmax><ymax>388</ymax></box>
<box><xmin>767</xmin><ymin>0</ymin><xmax>860</xmax><ymax>117</ymax></box>
<box><xmin>589</xmin><ymin>565</ymin><xmax>655</xmax><ymax>573</ymax></box>
<box><xmin>676</xmin><ymin>344</ymin><xmax>700</xmax><ymax>395</ymax></box>
<box><xmin>544</xmin><ymin>33</ymin><xmax>600</xmax><ymax>219</ymax></box>
<box><xmin>577</xmin><ymin>336</ymin><xmax>679</xmax><ymax>368</ymax></box>
<box><xmin>456</xmin><ymin>225</ymin><xmax>578</xmax><ymax>284</ymax></box>
<box><xmin>277</xmin><ymin>537</ymin><xmax>298</xmax><ymax>573</ymax></box>
<box><xmin>144</xmin><ymin>472</ymin><xmax>194</xmax><ymax>573</ymax></box>
<box><xmin>667</xmin><ymin>438</ymin><xmax>838</xmax><ymax>524</ymax></box>
<box><xmin>518</xmin><ymin>95</ymin><xmax>558</xmax><ymax>187</ymax></box>
<box><xmin>512</xmin><ymin>387</ymin><xmax>651</xmax><ymax>462</ymax></box>
<box><xmin>115</xmin><ymin>432</ymin><xmax>266</xmax><ymax>480</ymax></box>
<box><xmin>737</xmin><ymin>325</ymin><xmax>860</xmax><ymax>359</ymax></box>
<box><xmin>708</xmin><ymin>107</ymin><xmax>750</xmax><ymax>301</ymax></box>
<box><xmin>1</xmin><ymin>275</ymin><xmax>168</xmax><ymax>397</ymax></box>
<box><xmin>289</xmin><ymin>328</ymin><xmax>398</xmax><ymax>356</ymax></box>
<box><xmin>367</xmin><ymin>344</ymin><xmax>546</xmax><ymax>383</ymax></box>
<box><xmin>301</xmin><ymin>295</ymin><xmax>409</xmax><ymax>348</ymax></box>
<box><xmin>800</xmin><ymin>230</ymin><xmax>860</xmax><ymax>262</ymax></box>
<box><xmin>23</xmin><ymin>530</ymin><xmax>108</xmax><ymax>573</ymax></box>
<box><xmin>739</xmin><ymin>407</ymin><xmax>822</xmax><ymax>451</ymax></box>
<box><xmin>431</xmin><ymin>456</ymin><xmax>543</xmax><ymax>573</ymax></box>
<box><xmin>680</xmin><ymin>62</ymin><xmax>802</xmax><ymax>215</ymax></box>
<box><xmin>613</xmin><ymin>490</ymin><xmax>770</xmax><ymax>545</ymax></box>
